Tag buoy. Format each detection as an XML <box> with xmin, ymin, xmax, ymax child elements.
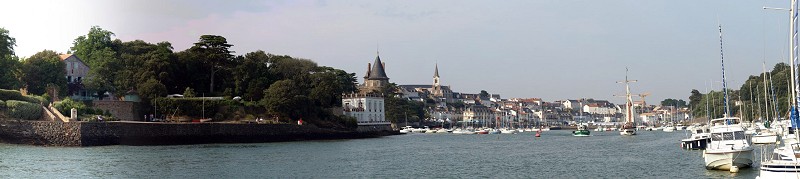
<box><xmin>730</xmin><ymin>166</ymin><xmax>739</xmax><ymax>173</ymax></box>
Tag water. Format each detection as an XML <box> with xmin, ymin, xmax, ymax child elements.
<box><xmin>0</xmin><ymin>130</ymin><xmax>763</xmax><ymax>178</ymax></box>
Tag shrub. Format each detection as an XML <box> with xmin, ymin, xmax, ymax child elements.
<box><xmin>0</xmin><ymin>100</ymin><xmax>5</xmax><ymax>109</ymax></box>
<box><xmin>0</xmin><ymin>89</ymin><xmax>44</xmax><ymax>104</ymax></box>
<box><xmin>54</xmin><ymin>98</ymin><xmax>94</xmax><ymax>116</ymax></box>
<box><xmin>6</xmin><ymin>100</ymin><xmax>42</xmax><ymax>120</ymax></box>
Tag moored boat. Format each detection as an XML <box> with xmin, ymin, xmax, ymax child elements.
<box><xmin>703</xmin><ymin>117</ymin><xmax>754</xmax><ymax>172</ymax></box>
<box><xmin>572</xmin><ymin>124</ymin><xmax>590</xmax><ymax>137</ymax></box>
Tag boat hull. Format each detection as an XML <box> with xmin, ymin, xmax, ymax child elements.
<box><xmin>703</xmin><ymin>150</ymin><xmax>754</xmax><ymax>171</ymax></box>
<box><xmin>752</xmin><ymin>134</ymin><xmax>778</xmax><ymax>144</ymax></box>
<box><xmin>680</xmin><ymin>138</ymin><xmax>709</xmax><ymax>150</ymax></box>
<box><xmin>619</xmin><ymin>129</ymin><xmax>636</xmax><ymax>136</ymax></box>
<box><xmin>572</xmin><ymin>130</ymin><xmax>590</xmax><ymax>137</ymax></box>
<box><xmin>759</xmin><ymin>161</ymin><xmax>800</xmax><ymax>178</ymax></box>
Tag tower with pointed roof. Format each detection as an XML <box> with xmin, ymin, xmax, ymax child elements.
<box><xmin>432</xmin><ymin>63</ymin><xmax>442</xmax><ymax>97</ymax></box>
<box><xmin>359</xmin><ymin>53</ymin><xmax>390</xmax><ymax>94</ymax></box>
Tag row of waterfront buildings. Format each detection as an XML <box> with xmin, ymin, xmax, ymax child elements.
<box><xmin>342</xmin><ymin>53</ymin><xmax>692</xmax><ymax>129</ymax></box>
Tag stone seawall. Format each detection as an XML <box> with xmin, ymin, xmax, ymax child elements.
<box><xmin>0</xmin><ymin>120</ymin><xmax>396</xmax><ymax>146</ymax></box>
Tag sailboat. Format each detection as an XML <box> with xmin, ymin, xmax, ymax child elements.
<box><xmin>618</xmin><ymin>68</ymin><xmax>637</xmax><ymax>136</ymax></box>
<box><xmin>759</xmin><ymin>0</ymin><xmax>800</xmax><ymax>177</ymax></box>
<box><xmin>703</xmin><ymin>23</ymin><xmax>753</xmax><ymax>173</ymax></box>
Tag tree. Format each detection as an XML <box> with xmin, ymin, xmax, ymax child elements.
<box><xmin>189</xmin><ymin>35</ymin><xmax>233</xmax><ymax>93</ymax></box>
<box><xmin>689</xmin><ymin>89</ymin><xmax>702</xmax><ymax>108</ymax></box>
<box><xmin>139</xmin><ymin>79</ymin><xmax>167</xmax><ymax>104</ymax></box>
<box><xmin>20</xmin><ymin>50</ymin><xmax>66</xmax><ymax>95</ymax></box>
<box><xmin>0</xmin><ymin>28</ymin><xmax>19</xmax><ymax>90</ymax></box>
<box><xmin>70</xmin><ymin>26</ymin><xmax>119</xmax><ymax>98</ymax></box>
<box><xmin>0</xmin><ymin>27</ymin><xmax>15</xmax><ymax>57</ymax></box>
<box><xmin>0</xmin><ymin>55</ymin><xmax>20</xmax><ymax>89</ymax></box>
<box><xmin>479</xmin><ymin>90</ymin><xmax>490</xmax><ymax>100</ymax></box>
<box><xmin>262</xmin><ymin>79</ymin><xmax>315</xmax><ymax>120</ymax></box>
<box><xmin>183</xmin><ymin>87</ymin><xmax>196</xmax><ymax>98</ymax></box>
<box><xmin>660</xmin><ymin>98</ymin><xmax>687</xmax><ymax>108</ymax></box>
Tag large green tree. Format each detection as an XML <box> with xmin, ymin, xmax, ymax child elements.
<box><xmin>70</xmin><ymin>26</ymin><xmax>119</xmax><ymax>98</ymax></box>
<box><xmin>0</xmin><ymin>27</ymin><xmax>15</xmax><ymax>57</ymax></box>
<box><xmin>188</xmin><ymin>35</ymin><xmax>233</xmax><ymax>93</ymax></box>
<box><xmin>0</xmin><ymin>27</ymin><xmax>19</xmax><ymax>89</ymax></box>
<box><xmin>20</xmin><ymin>50</ymin><xmax>66</xmax><ymax>95</ymax></box>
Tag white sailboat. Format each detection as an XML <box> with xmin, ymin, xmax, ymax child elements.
<box><xmin>703</xmin><ymin>24</ymin><xmax>753</xmax><ymax>173</ymax></box>
<box><xmin>618</xmin><ymin>68</ymin><xmax>637</xmax><ymax>136</ymax></box>
<box><xmin>759</xmin><ymin>0</ymin><xmax>800</xmax><ymax>177</ymax></box>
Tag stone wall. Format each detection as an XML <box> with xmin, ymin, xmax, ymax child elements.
<box><xmin>0</xmin><ymin>120</ymin><xmax>394</xmax><ymax>146</ymax></box>
<box><xmin>0</xmin><ymin>120</ymin><xmax>81</xmax><ymax>146</ymax></box>
<box><xmin>92</xmin><ymin>101</ymin><xmax>138</xmax><ymax>121</ymax></box>
<box><xmin>356</xmin><ymin>124</ymin><xmax>393</xmax><ymax>132</ymax></box>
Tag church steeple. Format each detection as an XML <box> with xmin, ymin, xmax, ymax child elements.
<box><xmin>434</xmin><ymin>63</ymin><xmax>440</xmax><ymax>78</ymax></box>
<box><xmin>432</xmin><ymin>63</ymin><xmax>442</xmax><ymax>97</ymax></box>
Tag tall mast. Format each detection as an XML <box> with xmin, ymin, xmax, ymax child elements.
<box><xmin>617</xmin><ymin>68</ymin><xmax>637</xmax><ymax>123</ymax></box>
<box><xmin>719</xmin><ymin>24</ymin><xmax>731</xmax><ymax>118</ymax></box>
<box><xmin>763</xmin><ymin>62</ymin><xmax>771</xmax><ymax>121</ymax></box>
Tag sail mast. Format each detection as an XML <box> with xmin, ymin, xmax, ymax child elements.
<box><xmin>719</xmin><ymin>24</ymin><xmax>731</xmax><ymax>118</ymax></box>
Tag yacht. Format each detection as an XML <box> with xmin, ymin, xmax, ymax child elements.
<box><xmin>703</xmin><ymin>117</ymin><xmax>754</xmax><ymax>172</ymax></box>
<box><xmin>680</xmin><ymin>126</ymin><xmax>710</xmax><ymax>150</ymax></box>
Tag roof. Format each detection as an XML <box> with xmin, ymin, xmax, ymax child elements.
<box><xmin>367</xmin><ymin>55</ymin><xmax>389</xmax><ymax>80</ymax></box>
<box><xmin>58</xmin><ymin>54</ymin><xmax>73</xmax><ymax>61</ymax></box>
<box><xmin>434</xmin><ymin>63</ymin><xmax>439</xmax><ymax>77</ymax></box>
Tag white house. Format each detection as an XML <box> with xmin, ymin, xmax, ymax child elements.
<box><xmin>342</xmin><ymin>94</ymin><xmax>389</xmax><ymax>126</ymax></box>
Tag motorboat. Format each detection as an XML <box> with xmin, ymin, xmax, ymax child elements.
<box><xmin>752</xmin><ymin>130</ymin><xmax>779</xmax><ymax>144</ymax></box>
<box><xmin>573</xmin><ymin>124</ymin><xmax>590</xmax><ymax>137</ymax></box>
<box><xmin>703</xmin><ymin>117</ymin><xmax>754</xmax><ymax>172</ymax></box>
<box><xmin>680</xmin><ymin>126</ymin><xmax>710</xmax><ymax>150</ymax></box>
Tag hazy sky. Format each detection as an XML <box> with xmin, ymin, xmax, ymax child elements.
<box><xmin>1</xmin><ymin>0</ymin><xmax>793</xmax><ymax>105</ymax></box>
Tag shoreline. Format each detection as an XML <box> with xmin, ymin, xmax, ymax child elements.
<box><xmin>0</xmin><ymin>120</ymin><xmax>399</xmax><ymax>146</ymax></box>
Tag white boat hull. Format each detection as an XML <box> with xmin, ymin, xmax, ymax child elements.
<box><xmin>751</xmin><ymin>134</ymin><xmax>778</xmax><ymax>144</ymax></box>
<box><xmin>620</xmin><ymin>129</ymin><xmax>636</xmax><ymax>136</ymax></box>
<box><xmin>759</xmin><ymin>160</ymin><xmax>800</xmax><ymax>178</ymax></box>
<box><xmin>703</xmin><ymin>150</ymin><xmax>754</xmax><ymax>171</ymax></box>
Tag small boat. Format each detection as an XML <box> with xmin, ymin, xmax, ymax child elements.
<box><xmin>751</xmin><ymin>130</ymin><xmax>779</xmax><ymax>144</ymax></box>
<box><xmin>535</xmin><ymin>130</ymin><xmax>541</xmax><ymax>137</ymax></box>
<box><xmin>663</xmin><ymin>124</ymin><xmax>675</xmax><ymax>132</ymax></box>
<box><xmin>436</xmin><ymin>128</ymin><xmax>448</xmax><ymax>134</ymax></box>
<box><xmin>488</xmin><ymin>129</ymin><xmax>501</xmax><ymax>134</ymax></box>
<box><xmin>399</xmin><ymin>126</ymin><xmax>412</xmax><ymax>133</ymax></box>
<box><xmin>501</xmin><ymin>129</ymin><xmax>516</xmax><ymax>134</ymax></box>
<box><xmin>572</xmin><ymin>124</ymin><xmax>590</xmax><ymax>137</ymax></box>
<box><xmin>680</xmin><ymin>126</ymin><xmax>710</xmax><ymax>150</ymax></box>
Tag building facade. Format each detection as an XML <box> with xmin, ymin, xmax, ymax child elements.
<box><xmin>60</xmin><ymin>54</ymin><xmax>92</xmax><ymax>100</ymax></box>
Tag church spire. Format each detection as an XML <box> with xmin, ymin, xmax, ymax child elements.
<box><xmin>434</xmin><ymin>63</ymin><xmax>440</xmax><ymax>78</ymax></box>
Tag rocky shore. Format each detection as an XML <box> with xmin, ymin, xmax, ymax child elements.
<box><xmin>0</xmin><ymin>120</ymin><xmax>397</xmax><ymax>146</ymax></box>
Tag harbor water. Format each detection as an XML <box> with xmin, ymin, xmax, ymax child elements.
<box><xmin>0</xmin><ymin>130</ymin><xmax>763</xmax><ymax>178</ymax></box>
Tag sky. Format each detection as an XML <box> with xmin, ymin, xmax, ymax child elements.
<box><xmin>1</xmin><ymin>0</ymin><xmax>794</xmax><ymax>105</ymax></box>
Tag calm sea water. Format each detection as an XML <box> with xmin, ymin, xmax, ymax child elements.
<box><xmin>0</xmin><ymin>130</ymin><xmax>766</xmax><ymax>178</ymax></box>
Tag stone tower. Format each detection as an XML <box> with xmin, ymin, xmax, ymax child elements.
<box><xmin>360</xmin><ymin>54</ymin><xmax>390</xmax><ymax>94</ymax></box>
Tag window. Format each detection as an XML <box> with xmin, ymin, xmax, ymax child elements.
<box><xmin>722</xmin><ymin>132</ymin><xmax>733</xmax><ymax>140</ymax></box>
<box><xmin>711</xmin><ymin>133</ymin><xmax>722</xmax><ymax>141</ymax></box>
<box><xmin>67</xmin><ymin>76</ymin><xmax>72</xmax><ymax>83</ymax></box>
<box><xmin>734</xmin><ymin>131</ymin><xmax>745</xmax><ymax>140</ymax></box>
